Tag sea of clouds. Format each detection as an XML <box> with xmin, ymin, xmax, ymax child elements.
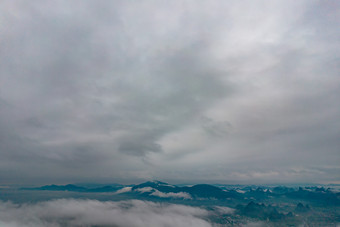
<box><xmin>0</xmin><ymin>199</ymin><xmax>212</xmax><ymax>227</ymax></box>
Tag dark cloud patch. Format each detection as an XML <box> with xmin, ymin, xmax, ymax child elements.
<box><xmin>201</xmin><ymin>117</ymin><xmax>232</xmax><ymax>138</ymax></box>
<box><xmin>119</xmin><ymin>141</ymin><xmax>163</xmax><ymax>156</ymax></box>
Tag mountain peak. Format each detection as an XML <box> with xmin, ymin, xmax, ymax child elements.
<box><xmin>150</xmin><ymin>180</ymin><xmax>169</xmax><ymax>185</ymax></box>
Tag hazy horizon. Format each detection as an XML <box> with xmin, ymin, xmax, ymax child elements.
<box><xmin>6</xmin><ymin>178</ymin><xmax>340</xmax><ymax>188</ymax></box>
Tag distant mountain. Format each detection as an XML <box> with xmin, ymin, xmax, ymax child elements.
<box><xmin>86</xmin><ymin>185</ymin><xmax>123</xmax><ymax>192</ymax></box>
<box><xmin>236</xmin><ymin>201</ymin><xmax>285</xmax><ymax>220</ymax></box>
<box><xmin>22</xmin><ymin>184</ymin><xmax>87</xmax><ymax>192</ymax></box>
<box><xmin>295</xmin><ymin>203</ymin><xmax>311</xmax><ymax>213</ymax></box>
<box><xmin>272</xmin><ymin>186</ymin><xmax>295</xmax><ymax>194</ymax></box>
<box><xmin>285</xmin><ymin>187</ymin><xmax>340</xmax><ymax>205</ymax></box>
<box><xmin>20</xmin><ymin>181</ymin><xmax>340</xmax><ymax>205</ymax></box>
<box><xmin>182</xmin><ymin>184</ymin><xmax>240</xmax><ymax>199</ymax></box>
<box><xmin>244</xmin><ymin>187</ymin><xmax>272</xmax><ymax>199</ymax></box>
<box><xmin>21</xmin><ymin>184</ymin><xmax>122</xmax><ymax>193</ymax></box>
<box><xmin>132</xmin><ymin>181</ymin><xmax>178</xmax><ymax>192</ymax></box>
<box><xmin>131</xmin><ymin>181</ymin><xmax>241</xmax><ymax>199</ymax></box>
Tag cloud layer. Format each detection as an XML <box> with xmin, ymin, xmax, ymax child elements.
<box><xmin>0</xmin><ymin>0</ymin><xmax>339</xmax><ymax>184</ymax></box>
<box><xmin>0</xmin><ymin>199</ymin><xmax>211</xmax><ymax>227</ymax></box>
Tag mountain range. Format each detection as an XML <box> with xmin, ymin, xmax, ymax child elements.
<box><xmin>21</xmin><ymin>180</ymin><xmax>340</xmax><ymax>205</ymax></box>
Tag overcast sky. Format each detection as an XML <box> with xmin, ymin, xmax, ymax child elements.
<box><xmin>0</xmin><ymin>0</ymin><xmax>339</xmax><ymax>185</ymax></box>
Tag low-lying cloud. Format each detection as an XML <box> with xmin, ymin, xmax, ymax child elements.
<box><xmin>150</xmin><ymin>190</ymin><xmax>192</xmax><ymax>199</ymax></box>
<box><xmin>135</xmin><ymin>187</ymin><xmax>154</xmax><ymax>193</ymax></box>
<box><xmin>213</xmin><ymin>206</ymin><xmax>235</xmax><ymax>215</ymax></box>
<box><xmin>0</xmin><ymin>199</ymin><xmax>211</xmax><ymax>227</ymax></box>
<box><xmin>134</xmin><ymin>186</ymin><xmax>192</xmax><ymax>199</ymax></box>
<box><xmin>115</xmin><ymin>186</ymin><xmax>132</xmax><ymax>194</ymax></box>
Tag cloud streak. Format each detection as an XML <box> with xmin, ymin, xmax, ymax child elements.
<box><xmin>150</xmin><ymin>190</ymin><xmax>192</xmax><ymax>199</ymax></box>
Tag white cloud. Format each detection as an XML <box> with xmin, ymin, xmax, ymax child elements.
<box><xmin>150</xmin><ymin>190</ymin><xmax>192</xmax><ymax>199</ymax></box>
<box><xmin>213</xmin><ymin>206</ymin><xmax>235</xmax><ymax>214</ymax></box>
<box><xmin>236</xmin><ymin>189</ymin><xmax>246</xmax><ymax>194</ymax></box>
<box><xmin>115</xmin><ymin>186</ymin><xmax>132</xmax><ymax>194</ymax></box>
<box><xmin>134</xmin><ymin>187</ymin><xmax>191</xmax><ymax>199</ymax></box>
<box><xmin>135</xmin><ymin>187</ymin><xmax>154</xmax><ymax>193</ymax></box>
<box><xmin>0</xmin><ymin>199</ymin><xmax>211</xmax><ymax>227</ymax></box>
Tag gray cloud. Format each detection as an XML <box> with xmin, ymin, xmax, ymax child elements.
<box><xmin>0</xmin><ymin>0</ymin><xmax>339</xmax><ymax>184</ymax></box>
<box><xmin>0</xmin><ymin>199</ymin><xmax>211</xmax><ymax>227</ymax></box>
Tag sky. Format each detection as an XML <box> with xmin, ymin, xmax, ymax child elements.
<box><xmin>0</xmin><ymin>0</ymin><xmax>339</xmax><ymax>185</ymax></box>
